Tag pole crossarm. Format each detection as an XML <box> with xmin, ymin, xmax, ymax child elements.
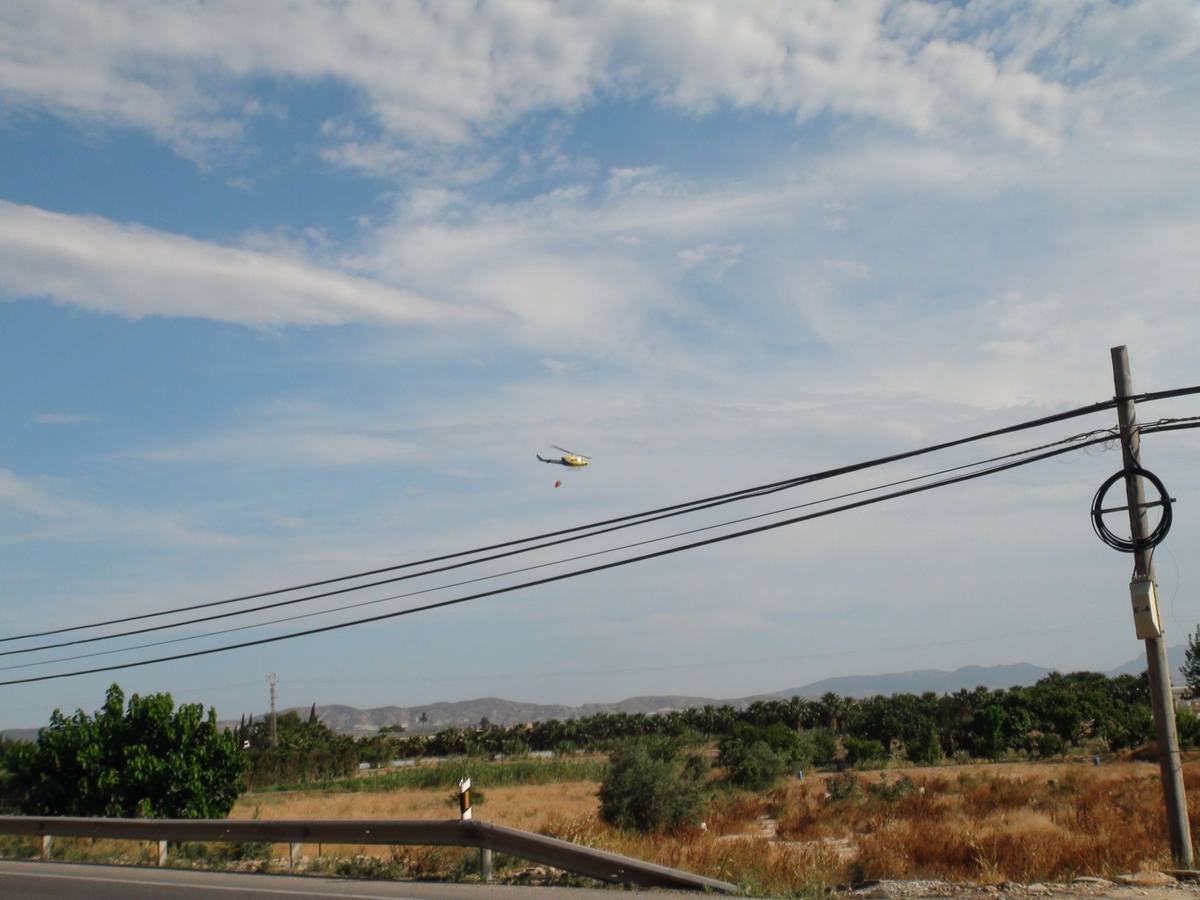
<box><xmin>1097</xmin><ymin>499</ymin><xmax>1174</xmax><ymax>515</ymax></box>
<box><xmin>0</xmin><ymin>816</ymin><xmax>739</xmax><ymax>893</ymax></box>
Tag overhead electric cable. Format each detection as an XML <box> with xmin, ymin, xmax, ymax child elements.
<box><xmin>1135</xmin><ymin>387</ymin><xmax>1200</xmax><ymax>404</ymax></box>
<box><xmin>1140</xmin><ymin>416</ymin><xmax>1200</xmax><ymax>436</ymax></box>
<box><xmin>7</xmin><ymin>425</ymin><xmax>1120</xmax><ymax>673</ymax></box>
<box><xmin>3</xmin><ymin>425</ymin><xmax>1154</xmax><ymax>687</ymax></box>
<box><xmin>3</xmin><ymin>392</ymin><xmax>1160</xmax><ymax>646</ymax></box>
<box><xmin>0</xmin><ymin>423</ymin><xmax>1124</xmax><ymax>660</ymax></box>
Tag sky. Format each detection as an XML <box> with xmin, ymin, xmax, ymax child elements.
<box><xmin>2</xmin><ymin>0</ymin><xmax>1199</xmax><ymax>730</ymax></box>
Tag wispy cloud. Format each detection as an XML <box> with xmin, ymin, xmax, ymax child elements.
<box><xmin>0</xmin><ymin>201</ymin><xmax>488</xmax><ymax>327</ymax></box>
<box><xmin>34</xmin><ymin>413</ymin><xmax>96</xmax><ymax>425</ymax></box>
<box><xmin>135</xmin><ymin>429</ymin><xmax>421</xmax><ymax>469</ymax></box>
<box><xmin>0</xmin><ymin>467</ymin><xmax>237</xmax><ymax>549</ymax></box>
<box><xmin>2</xmin><ymin>0</ymin><xmax>1198</xmax><ymax>721</ymax></box>
<box><xmin>0</xmin><ymin>0</ymin><xmax>1097</xmax><ymax>161</ymax></box>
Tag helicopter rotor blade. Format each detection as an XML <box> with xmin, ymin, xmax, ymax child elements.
<box><xmin>553</xmin><ymin>445</ymin><xmax>591</xmax><ymax>459</ymax></box>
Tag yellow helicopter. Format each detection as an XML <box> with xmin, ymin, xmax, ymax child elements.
<box><xmin>537</xmin><ymin>445</ymin><xmax>591</xmax><ymax>468</ymax></box>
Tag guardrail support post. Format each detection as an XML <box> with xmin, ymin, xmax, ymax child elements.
<box><xmin>289</xmin><ymin>841</ymin><xmax>301</xmax><ymax>870</ymax></box>
<box><xmin>40</xmin><ymin>834</ymin><xmax>51</xmax><ymax>860</ymax></box>
<box><xmin>157</xmin><ymin>840</ymin><xmax>168</xmax><ymax>867</ymax></box>
<box><xmin>459</xmin><ymin>776</ymin><xmax>489</xmax><ymax>880</ymax></box>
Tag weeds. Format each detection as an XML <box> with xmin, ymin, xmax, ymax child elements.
<box><xmin>258</xmin><ymin>757</ymin><xmax>606</xmax><ymax>793</ymax></box>
<box><xmin>2</xmin><ymin>759</ymin><xmax>1193</xmax><ymax>896</ymax></box>
<box><xmin>779</xmin><ymin>763</ymin><xmax>1189</xmax><ymax>884</ymax></box>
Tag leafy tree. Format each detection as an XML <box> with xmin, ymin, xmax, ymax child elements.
<box><xmin>718</xmin><ymin>721</ymin><xmax>813</xmax><ymax>789</ymax></box>
<box><xmin>253</xmin><ymin>668</ymin><xmax>1167</xmax><ymax>774</ymax></box>
<box><xmin>810</xmin><ymin>727</ymin><xmax>839</xmax><ymax>766</ymax></box>
<box><xmin>1178</xmin><ymin>707</ymin><xmax>1200</xmax><ymax>749</ymax></box>
<box><xmin>7</xmin><ymin>684</ymin><xmax>245</xmax><ymax>818</ymax></box>
<box><xmin>598</xmin><ymin>738</ymin><xmax>706</xmax><ymax>832</ymax></box>
<box><xmin>721</xmin><ymin>739</ymin><xmax>787</xmax><ymax>790</ymax></box>
<box><xmin>1033</xmin><ymin>731</ymin><xmax>1067</xmax><ymax>758</ymax></box>
<box><xmin>907</xmin><ymin>719</ymin><xmax>942</xmax><ymax>764</ymax></box>
<box><xmin>971</xmin><ymin>704</ymin><xmax>1008</xmax><ymax>760</ymax></box>
<box><xmin>843</xmin><ymin>736</ymin><xmax>885</xmax><ymax>767</ymax></box>
<box><xmin>1184</xmin><ymin>626</ymin><xmax>1200</xmax><ymax>697</ymax></box>
<box><xmin>0</xmin><ymin>736</ymin><xmax>30</xmax><ymax>812</ymax></box>
<box><xmin>238</xmin><ymin>710</ymin><xmax>357</xmax><ymax>787</ymax></box>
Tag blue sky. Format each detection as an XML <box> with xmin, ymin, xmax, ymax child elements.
<box><xmin>2</xmin><ymin>1</ymin><xmax>1200</xmax><ymax>728</ymax></box>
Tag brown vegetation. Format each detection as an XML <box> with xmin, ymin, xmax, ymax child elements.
<box><xmin>235</xmin><ymin>760</ymin><xmax>1200</xmax><ymax>893</ymax></box>
<box><xmin>773</xmin><ymin>762</ymin><xmax>1191</xmax><ymax>884</ymax></box>
<box><xmin>8</xmin><ymin>760</ymin><xmax>1198</xmax><ymax>896</ymax></box>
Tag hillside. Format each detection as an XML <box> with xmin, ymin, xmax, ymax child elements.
<box><xmin>764</xmin><ymin>663</ymin><xmax>1055</xmax><ymax>700</ymax></box>
<box><xmin>6</xmin><ymin>653</ymin><xmax>1187</xmax><ymax>740</ymax></box>
<box><xmin>244</xmin><ymin>662</ymin><xmax>1135</xmax><ymax>735</ymax></box>
<box><xmin>284</xmin><ymin>694</ymin><xmax>718</xmax><ymax>735</ymax></box>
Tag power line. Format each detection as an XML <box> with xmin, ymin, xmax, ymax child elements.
<box><xmin>1136</xmin><ymin>387</ymin><xmax>1200</xmax><ymax>404</ymax></box>
<box><xmin>1140</xmin><ymin>416</ymin><xmax>1200</xmax><ymax>436</ymax></box>
<box><xmin>4</xmin><ymin>393</ymin><xmax>1156</xmax><ymax>648</ymax></box>
<box><xmin>0</xmin><ymin>424</ymin><xmax>1124</xmax><ymax>671</ymax></box>
<box><xmin>0</xmin><ymin>427</ymin><xmax>1144</xmax><ymax>687</ymax></box>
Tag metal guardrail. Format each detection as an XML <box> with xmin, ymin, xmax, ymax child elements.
<box><xmin>0</xmin><ymin>815</ymin><xmax>739</xmax><ymax>893</ymax></box>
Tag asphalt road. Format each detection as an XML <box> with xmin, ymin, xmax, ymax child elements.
<box><xmin>0</xmin><ymin>860</ymin><xmax>653</xmax><ymax>899</ymax></box>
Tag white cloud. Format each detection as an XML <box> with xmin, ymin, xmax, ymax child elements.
<box><xmin>677</xmin><ymin>242</ymin><xmax>744</xmax><ymax>276</ymax></box>
<box><xmin>822</xmin><ymin>258</ymin><xmax>870</xmax><ymax>278</ymax></box>
<box><xmin>358</xmin><ymin>183</ymin><xmax>686</xmax><ymax>354</ymax></box>
<box><xmin>780</xmin><ymin>206</ymin><xmax>1200</xmax><ymax>411</ymax></box>
<box><xmin>0</xmin><ymin>468</ymin><xmax>237</xmax><ymax>549</ymax></box>
<box><xmin>539</xmin><ymin>357</ymin><xmax>580</xmax><ymax>376</ymax></box>
<box><xmin>319</xmin><ymin>139</ymin><xmax>411</xmax><ymax>176</ymax></box>
<box><xmin>0</xmin><ymin>468</ymin><xmax>57</xmax><ymax>517</ymax></box>
<box><xmin>0</xmin><ymin>0</ymin><xmax>1105</xmax><ymax>161</ymax></box>
<box><xmin>34</xmin><ymin>413</ymin><xmax>96</xmax><ymax>425</ymax></box>
<box><xmin>4</xmin><ymin>0</ymin><xmax>1200</xmax><ymax>724</ymax></box>
<box><xmin>137</xmin><ymin>429</ymin><xmax>421</xmax><ymax>469</ymax></box>
<box><xmin>0</xmin><ymin>200</ymin><xmax>486</xmax><ymax>327</ymax></box>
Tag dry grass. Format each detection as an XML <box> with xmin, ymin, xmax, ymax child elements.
<box><xmin>772</xmin><ymin>762</ymin><xmax>1196</xmax><ymax>884</ymax></box>
<box><xmin>232</xmin><ymin>781</ymin><xmax>600</xmax><ymax>861</ymax></box>
<box><xmin>230</xmin><ymin>760</ymin><xmax>1200</xmax><ymax>893</ymax></box>
<box><xmin>534</xmin><ymin>814</ymin><xmax>843</xmax><ymax>896</ymax></box>
<box><xmin>9</xmin><ymin>759</ymin><xmax>1198</xmax><ymax>896</ymax></box>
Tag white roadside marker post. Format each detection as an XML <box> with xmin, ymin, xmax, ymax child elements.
<box><xmin>460</xmin><ymin>776</ymin><xmax>491</xmax><ymax>882</ymax></box>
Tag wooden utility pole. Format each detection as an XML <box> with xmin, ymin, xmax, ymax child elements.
<box><xmin>1111</xmin><ymin>345</ymin><xmax>1193</xmax><ymax>867</ymax></box>
<box><xmin>268</xmin><ymin>673</ymin><xmax>278</xmax><ymax>749</ymax></box>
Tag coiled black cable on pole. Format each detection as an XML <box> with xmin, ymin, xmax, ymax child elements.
<box><xmin>1090</xmin><ymin>465</ymin><xmax>1173</xmax><ymax>552</ymax></box>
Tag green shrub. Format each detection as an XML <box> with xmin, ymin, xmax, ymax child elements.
<box><xmin>721</xmin><ymin>740</ymin><xmax>788</xmax><ymax>790</ymax></box>
<box><xmin>810</xmin><ymin>728</ymin><xmax>839</xmax><ymax>766</ymax></box>
<box><xmin>1034</xmin><ymin>732</ymin><xmax>1067</xmax><ymax>758</ymax></box>
<box><xmin>827</xmin><ymin>771</ymin><xmax>861</xmax><ymax>801</ymax></box>
<box><xmin>597</xmin><ymin>738</ymin><xmax>706</xmax><ymax>832</ymax></box>
<box><xmin>844</xmin><ymin>736</ymin><xmax>885</xmax><ymax>767</ymax></box>
<box><xmin>867</xmin><ymin>775</ymin><xmax>916</xmax><ymax>802</ymax></box>
<box><xmin>6</xmin><ymin>684</ymin><xmax>244</xmax><ymax>818</ymax></box>
<box><xmin>907</xmin><ymin>722</ymin><xmax>942</xmax><ymax>765</ymax></box>
<box><xmin>1178</xmin><ymin>708</ymin><xmax>1200</xmax><ymax>749</ymax></box>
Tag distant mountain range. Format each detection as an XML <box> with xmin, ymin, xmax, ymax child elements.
<box><xmin>1109</xmin><ymin>643</ymin><xmax>1187</xmax><ymax>676</ymax></box>
<box><xmin>4</xmin><ymin>649</ymin><xmax>1187</xmax><ymax>740</ymax></box>
<box><xmin>762</xmin><ymin>663</ymin><xmax>1056</xmax><ymax>701</ymax></box>
<box><xmin>266</xmin><ymin>647</ymin><xmax>1191</xmax><ymax>734</ymax></box>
